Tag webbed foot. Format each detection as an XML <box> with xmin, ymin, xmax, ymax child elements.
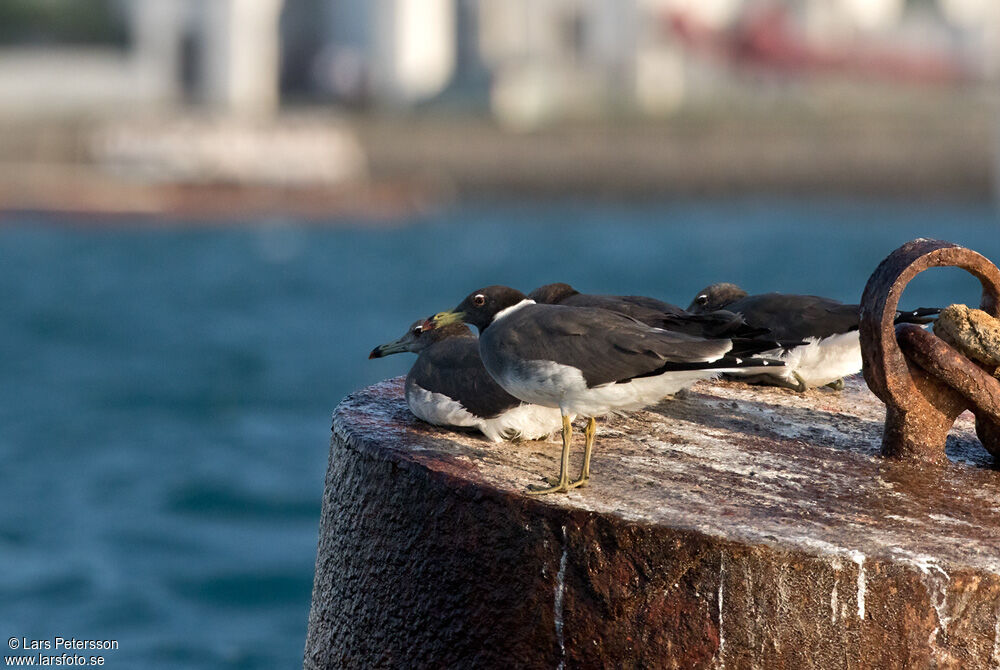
<box><xmin>527</xmin><ymin>480</ymin><xmax>570</xmax><ymax>495</ymax></box>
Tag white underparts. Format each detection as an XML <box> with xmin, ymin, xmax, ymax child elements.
<box><xmin>407</xmin><ymin>385</ymin><xmax>480</xmax><ymax>429</ymax></box>
<box><xmin>406</xmin><ymin>384</ymin><xmax>563</xmax><ymax>442</ymax></box>
<box><xmin>492</xmin><ymin>359</ymin><xmax>719</xmax><ymax>416</ymax></box>
<box><xmin>728</xmin><ymin>330</ymin><xmax>862</xmax><ymax>388</ymax></box>
<box><xmin>479</xmin><ymin>402</ymin><xmax>565</xmax><ymax>442</ymax></box>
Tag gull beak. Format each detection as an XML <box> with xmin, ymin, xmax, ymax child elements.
<box><xmin>429</xmin><ymin>311</ymin><xmax>464</xmax><ymax>328</ymax></box>
<box><xmin>368</xmin><ymin>338</ymin><xmax>410</xmax><ymax>359</ymax></box>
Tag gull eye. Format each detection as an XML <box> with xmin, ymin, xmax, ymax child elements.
<box><xmin>696</xmin><ymin>295</ymin><xmax>708</xmax><ymax>306</ymax></box>
<box><xmin>473</xmin><ymin>294</ymin><xmax>486</xmax><ymax>307</ymax></box>
<box><xmin>411</xmin><ymin>325</ymin><xmax>423</xmax><ymax>335</ymax></box>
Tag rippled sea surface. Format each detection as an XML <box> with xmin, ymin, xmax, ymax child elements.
<box><xmin>1</xmin><ymin>199</ymin><xmax>997</xmax><ymax>668</ymax></box>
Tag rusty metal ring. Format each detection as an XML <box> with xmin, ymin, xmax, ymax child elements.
<box><xmin>859</xmin><ymin>238</ymin><xmax>1000</xmax><ymax>462</ymax></box>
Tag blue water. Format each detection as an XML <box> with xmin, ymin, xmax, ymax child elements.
<box><xmin>1</xmin><ymin>198</ymin><xmax>997</xmax><ymax>668</ymax></box>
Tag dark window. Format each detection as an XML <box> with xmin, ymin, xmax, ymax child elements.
<box><xmin>0</xmin><ymin>0</ymin><xmax>128</xmax><ymax>47</ymax></box>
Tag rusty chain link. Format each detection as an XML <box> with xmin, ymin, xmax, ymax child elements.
<box><xmin>859</xmin><ymin>239</ymin><xmax>1000</xmax><ymax>462</ymax></box>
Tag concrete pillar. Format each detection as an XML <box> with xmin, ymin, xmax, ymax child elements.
<box><xmin>371</xmin><ymin>0</ymin><xmax>456</xmax><ymax>106</ymax></box>
<box><xmin>306</xmin><ymin>376</ymin><xmax>1000</xmax><ymax>668</ymax></box>
<box><xmin>128</xmin><ymin>0</ymin><xmax>186</xmax><ymax>104</ymax></box>
<box><xmin>201</xmin><ymin>0</ymin><xmax>285</xmax><ymax>116</ymax></box>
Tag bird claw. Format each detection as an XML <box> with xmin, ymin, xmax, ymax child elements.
<box><xmin>825</xmin><ymin>378</ymin><xmax>845</xmax><ymax>391</ymax></box>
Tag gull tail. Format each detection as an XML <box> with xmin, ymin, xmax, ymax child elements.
<box><xmin>728</xmin><ymin>336</ymin><xmax>807</xmax><ymax>359</ymax></box>
<box><xmin>655</xmin><ymin>309</ymin><xmax>769</xmax><ymax>340</ymax></box>
<box><xmin>894</xmin><ymin>307</ymin><xmax>941</xmax><ymax>325</ymax></box>
<box><xmin>713</xmin><ymin>355</ymin><xmax>786</xmax><ymax>371</ymax></box>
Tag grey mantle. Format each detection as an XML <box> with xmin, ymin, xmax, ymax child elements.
<box><xmin>305</xmin><ymin>375</ymin><xmax>1000</xmax><ymax>669</ymax></box>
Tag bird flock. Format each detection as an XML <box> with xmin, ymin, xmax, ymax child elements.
<box><xmin>370</xmin><ymin>282</ymin><xmax>938</xmax><ymax>494</ymax></box>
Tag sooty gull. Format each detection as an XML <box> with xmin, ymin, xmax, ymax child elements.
<box><xmin>528</xmin><ymin>282</ymin><xmax>773</xmax><ymax>339</ymax></box>
<box><xmin>687</xmin><ymin>282</ymin><xmax>939</xmax><ymax>391</ymax></box>
<box><xmin>369</xmin><ymin>319</ymin><xmax>564</xmax><ymax>442</ymax></box>
<box><xmin>529</xmin><ymin>283</ymin><xmax>686</xmax><ymax>318</ymax></box>
<box><xmin>429</xmin><ymin>286</ymin><xmax>785</xmax><ymax>494</ymax></box>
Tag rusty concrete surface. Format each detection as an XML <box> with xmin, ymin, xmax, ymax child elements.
<box><xmin>306</xmin><ymin>375</ymin><xmax>1000</xmax><ymax>669</ymax></box>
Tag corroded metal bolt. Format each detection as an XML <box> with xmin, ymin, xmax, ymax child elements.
<box><xmin>859</xmin><ymin>238</ymin><xmax>1000</xmax><ymax>462</ymax></box>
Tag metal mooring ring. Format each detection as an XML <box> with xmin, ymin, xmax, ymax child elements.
<box><xmin>859</xmin><ymin>238</ymin><xmax>1000</xmax><ymax>463</ymax></box>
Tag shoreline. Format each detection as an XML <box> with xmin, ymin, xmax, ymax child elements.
<box><xmin>1</xmin><ymin>92</ymin><xmax>996</xmax><ymax>220</ymax></box>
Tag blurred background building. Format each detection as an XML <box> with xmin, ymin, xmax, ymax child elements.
<box><xmin>0</xmin><ymin>0</ymin><xmax>999</xmax><ymax>213</ymax></box>
<box><xmin>4</xmin><ymin>0</ymin><xmax>998</xmax><ymax>117</ymax></box>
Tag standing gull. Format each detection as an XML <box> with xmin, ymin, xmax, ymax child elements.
<box><xmin>429</xmin><ymin>286</ymin><xmax>784</xmax><ymax>494</ymax></box>
<box><xmin>687</xmin><ymin>283</ymin><xmax>938</xmax><ymax>391</ymax></box>
<box><xmin>370</xmin><ymin>319</ymin><xmax>564</xmax><ymax>441</ymax></box>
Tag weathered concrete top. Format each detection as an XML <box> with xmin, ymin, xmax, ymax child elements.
<box><xmin>311</xmin><ymin>374</ymin><xmax>1000</xmax><ymax>668</ymax></box>
<box><xmin>336</xmin><ymin>374</ymin><xmax>1000</xmax><ymax>576</ymax></box>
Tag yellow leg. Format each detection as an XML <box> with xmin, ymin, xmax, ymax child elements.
<box><xmin>527</xmin><ymin>414</ymin><xmax>572</xmax><ymax>494</ymax></box>
<box><xmin>569</xmin><ymin>417</ymin><xmax>596</xmax><ymax>489</ymax></box>
<box><xmin>792</xmin><ymin>372</ymin><xmax>808</xmax><ymax>392</ymax></box>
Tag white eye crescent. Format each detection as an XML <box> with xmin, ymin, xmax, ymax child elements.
<box><xmin>696</xmin><ymin>295</ymin><xmax>708</xmax><ymax>305</ymax></box>
<box><xmin>473</xmin><ymin>294</ymin><xmax>486</xmax><ymax>307</ymax></box>
<box><xmin>412</xmin><ymin>325</ymin><xmax>423</xmax><ymax>334</ymax></box>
